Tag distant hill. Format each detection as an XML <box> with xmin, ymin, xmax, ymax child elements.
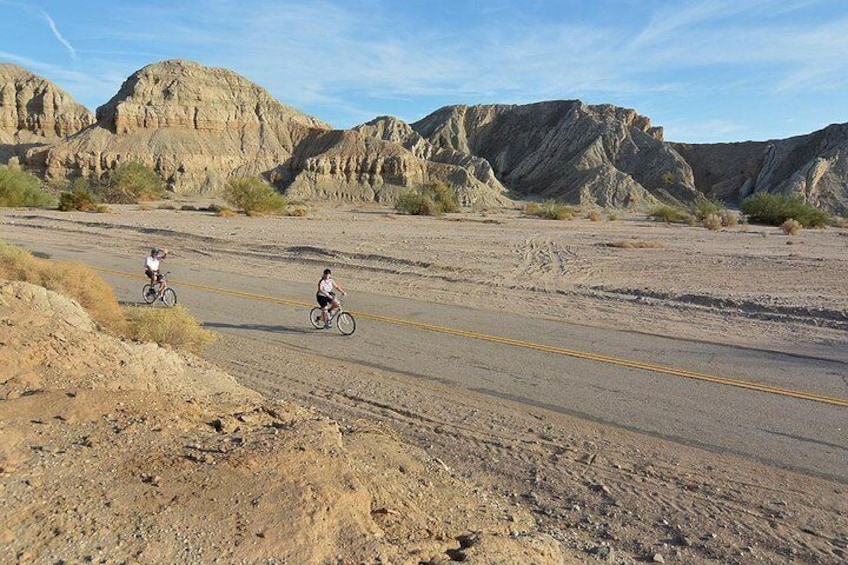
<box><xmin>2</xmin><ymin>59</ymin><xmax>846</xmax><ymax>212</ymax></box>
<box><xmin>0</xmin><ymin>64</ymin><xmax>93</xmax><ymax>163</ymax></box>
<box><xmin>673</xmin><ymin>123</ymin><xmax>848</xmax><ymax>215</ymax></box>
<box><xmin>412</xmin><ymin>101</ymin><xmax>699</xmax><ymax>209</ymax></box>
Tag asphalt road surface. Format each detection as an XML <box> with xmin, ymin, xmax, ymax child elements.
<box><xmin>10</xmin><ymin>238</ymin><xmax>848</xmax><ymax>483</ymax></box>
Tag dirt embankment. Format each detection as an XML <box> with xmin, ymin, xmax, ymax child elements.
<box><xmin>0</xmin><ymin>280</ymin><xmax>568</xmax><ymax>564</ymax></box>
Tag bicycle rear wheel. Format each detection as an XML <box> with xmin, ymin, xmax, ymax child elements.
<box><xmin>309</xmin><ymin>307</ymin><xmax>325</xmax><ymax>329</ymax></box>
<box><xmin>336</xmin><ymin>312</ymin><xmax>356</xmax><ymax>335</ymax></box>
<box><xmin>161</xmin><ymin>288</ymin><xmax>177</xmax><ymax>308</ymax></box>
<box><xmin>142</xmin><ymin>284</ymin><xmax>156</xmax><ymax>304</ymax></box>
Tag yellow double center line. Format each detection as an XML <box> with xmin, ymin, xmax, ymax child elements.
<box><xmin>97</xmin><ymin>267</ymin><xmax>848</xmax><ymax>408</ymax></box>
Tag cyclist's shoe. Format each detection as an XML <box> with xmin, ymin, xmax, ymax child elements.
<box><xmin>159</xmin><ymin>296</ymin><xmax>166</xmax><ymax>302</ymax></box>
<box><xmin>324</xmin><ymin>322</ymin><xmax>332</xmax><ymax>329</ymax></box>
<box><xmin>147</xmin><ymin>288</ymin><xmax>156</xmax><ymax>296</ymax></box>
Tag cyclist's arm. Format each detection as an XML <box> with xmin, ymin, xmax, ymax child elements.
<box><xmin>334</xmin><ymin>283</ymin><xmax>347</xmax><ymax>295</ymax></box>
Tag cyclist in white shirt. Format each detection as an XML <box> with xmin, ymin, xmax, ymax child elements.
<box><xmin>144</xmin><ymin>247</ymin><xmax>169</xmax><ymax>300</ymax></box>
<box><xmin>316</xmin><ymin>268</ymin><xmax>346</xmax><ymax>329</ymax></box>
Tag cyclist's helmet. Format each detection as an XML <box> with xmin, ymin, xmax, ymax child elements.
<box><xmin>151</xmin><ymin>247</ymin><xmax>160</xmax><ymax>254</ymax></box>
<box><xmin>323</xmin><ymin>268</ymin><xmax>331</xmax><ymax>275</ymax></box>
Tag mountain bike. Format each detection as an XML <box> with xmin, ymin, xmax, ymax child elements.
<box><xmin>142</xmin><ymin>271</ymin><xmax>177</xmax><ymax>307</ymax></box>
<box><xmin>309</xmin><ymin>296</ymin><xmax>356</xmax><ymax>335</ymax></box>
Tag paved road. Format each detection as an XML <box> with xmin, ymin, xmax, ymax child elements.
<box><xmin>11</xmin><ymin>238</ymin><xmax>848</xmax><ymax>482</ymax></box>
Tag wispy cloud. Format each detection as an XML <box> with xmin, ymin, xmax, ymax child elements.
<box><xmin>39</xmin><ymin>9</ymin><xmax>77</xmax><ymax>61</ymax></box>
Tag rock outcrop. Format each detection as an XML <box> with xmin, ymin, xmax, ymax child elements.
<box><xmin>0</xmin><ymin>64</ymin><xmax>93</xmax><ymax>163</ymax></box>
<box><xmin>673</xmin><ymin>123</ymin><xmax>848</xmax><ymax>215</ymax></box>
<box><xmin>21</xmin><ymin>61</ymin><xmax>509</xmax><ymax>206</ymax></box>
<box><xmin>26</xmin><ymin>60</ymin><xmax>330</xmax><ymax>194</ymax></box>
<box><xmin>412</xmin><ymin>101</ymin><xmax>700</xmax><ymax>209</ymax></box>
<box><xmin>282</xmin><ymin>117</ymin><xmax>511</xmax><ymax>206</ymax></box>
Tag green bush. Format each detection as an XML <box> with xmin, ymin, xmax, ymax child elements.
<box><xmin>101</xmin><ymin>162</ymin><xmax>165</xmax><ymax>203</ymax></box>
<box><xmin>395</xmin><ymin>191</ymin><xmax>439</xmax><ymax>216</ymax></box>
<box><xmin>423</xmin><ymin>182</ymin><xmax>460</xmax><ymax>213</ymax></box>
<box><xmin>690</xmin><ymin>195</ymin><xmax>724</xmax><ymax>221</ymax></box>
<box><xmin>223</xmin><ymin>177</ymin><xmax>286</xmax><ymax>215</ymax></box>
<box><xmin>395</xmin><ymin>183</ymin><xmax>459</xmax><ymax>216</ymax></box>
<box><xmin>58</xmin><ymin>187</ymin><xmax>100</xmax><ymax>211</ymax></box>
<box><xmin>0</xmin><ymin>164</ymin><xmax>56</xmax><ymax>207</ymax></box>
<box><xmin>523</xmin><ymin>201</ymin><xmax>576</xmax><ymax>220</ymax></box>
<box><xmin>741</xmin><ymin>193</ymin><xmax>829</xmax><ymax>228</ymax></box>
<box><xmin>648</xmin><ymin>204</ymin><xmax>690</xmax><ymax>224</ymax></box>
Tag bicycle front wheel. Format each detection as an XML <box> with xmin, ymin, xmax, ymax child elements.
<box><xmin>161</xmin><ymin>288</ymin><xmax>177</xmax><ymax>308</ymax></box>
<box><xmin>142</xmin><ymin>284</ymin><xmax>156</xmax><ymax>304</ymax></box>
<box><xmin>309</xmin><ymin>307</ymin><xmax>325</xmax><ymax>329</ymax></box>
<box><xmin>336</xmin><ymin>312</ymin><xmax>356</xmax><ymax>335</ymax></box>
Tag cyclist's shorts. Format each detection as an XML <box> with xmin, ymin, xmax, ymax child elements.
<box><xmin>316</xmin><ymin>293</ymin><xmax>334</xmax><ymax>308</ymax></box>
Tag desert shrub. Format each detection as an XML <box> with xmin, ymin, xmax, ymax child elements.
<box><xmin>215</xmin><ymin>206</ymin><xmax>237</xmax><ymax>217</ymax></box>
<box><xmin>224</xmin><ymin>177</ymin><xmax>286</xmax><ymax>215</ymax></box>
<box><xmin>0</xmin><ymin>241</ymin><xmax>127</xmax><ymax>334</ymax></box>
<box><xmin>100</xmin><ymin>162</ymin><xmax>165</xmax><ymax>203</ymax></box>
<box><xmin>661</xmin><ymin>171</ymin><xmax>676</xmax><ymax>186</ymax></box>
<box><xmin>690</xmin><ymin>195</ymin><xmax>724</xmax><ymax>221</ymax></box>
<box><xmin>127</xmin><ymin>304</ymin><xmax>215</xmax><ymax>355</ymax></box>
<box><xmin>648</xmin><ymin>204</ymin><xmax>689</xmax><ymax>224</ymax></box>
<box><xmin>58</xmin><ymin>188</ymin><xmax>100</xmax><ymax>211</ymax></box>
<box><xmin>831</xmin><ymin>216</ymin><xmax>848</xmax><ymax>228</ymax></box>
<box><xmin>702</xmin><ymin>213</ymin><xmax>723</xmax><ymax>231</ymax></box>
<box><xmin>720</xmin><ymin>209</ymin><xmax>739</xmax><ymax>227</ymax></box>
<box><xmin>780</xmin><ymin>218</ymin><xmax>802</xmax><ymax>235</ymax></box>
<box><xmin>607</xmin><ymin>210</ymin><xmax>619</xmax><ymax>221</ymax></box>
<box><xmin>395</xmin><ymin>183</ymin><xmax>459</xmax><ymax>216</ymax></box>
<box><xmin>0</xmin><ymin>164</ymin><xmax>56</xmax><ymax>207</ymax></box>
<box><xmin>423</xmin><ymin>182</ymin><xmax>460</xmax><ymax>213</ymax></box>
<box><xmin>524</xmin><ymin>201</ymin><xmax>576</xmax><ymax>220</ymax></box>
<box><xmin>180</xmin><ymin>204</ymin><xmax>197</xmax><ymax>211</ymax></box>
<box><xmin>740</xmin><ymin>193</ymin><xmax>829</xmax><ymax>228</ymax></box>
<box><xmin>395</xmin><ymin>191</ymin><xmax>439</xmax><ymax>216</ymax></box>
<box><xmin>286</xmin><ymin>205</ymin><xmax>308</xmax><ymax>217</ymax></box>
<box><xmin>158</xmin><ymin>203</ymin><xmax>176</xmax><ymax>210</ymax></box>
<box><xmin>587</xmin><ymin>210</ymin><xmax>602</xmax><ymax>222</ymax></box>
<box><xmin>602</xmin><ymin>239</ymin><xmax>665</xmax><ymax>249</ymax></box>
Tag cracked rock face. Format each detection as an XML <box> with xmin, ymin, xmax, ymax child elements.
<box><xmin>412</xmin><ymin>101</ymin><xmax>698</xmax><ymax>209</ymax></box>
<box><xmin>0</xmin><ymin>64</ymin><xmax>94</xmax><ymax>162</ymax></box>
<box><xmin>674</xmin><ymin>123</ymin><xmax>848</xmax><ymax>215</ymax></box>
<box><xmin>26</xmin><ymin>60</ymin><xmax>329</xmax><ymax>195</ymax></box>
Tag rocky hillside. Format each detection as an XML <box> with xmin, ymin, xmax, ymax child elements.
<box><xmin>3</xmin><ymin>59</ymin><xmax>847</xmax><ymax>211</ymax></box>
<box><xmin>0</xmin><ymin>279</ymin><xmax>568</xmax><ymax>563</ymax></box>
<box><xmin>674</xmin><ymin>123</ymin><xmax>848</xmax><ymax>215</ymax></box>
<box><xmin>18</xmin><ymin>61</ymin><xmax>510</xmax><ymax>206</ymax></box>
<box><xmin>283</xmin><ymin>117</ymin><xmax>510</xmax><ymax>206</ymax></box>
<box><xmin>0</xmin><ymin>64</ymin><xmax>93</xmax><ymax>162</ymax></box>
<box><xmin>412</xmin><ymin>101</ymin><xmax>700</xmax><ymax>209</ymax></box>
<box><xmin>25</xmin><ymin>60</ymin><xmax>330</xmax><ymax>194</ymax></box>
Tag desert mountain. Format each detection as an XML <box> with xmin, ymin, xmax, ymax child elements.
<box><xmin>20</xmin><ymin>60</ymin><xmax>510</xmax><ymax>206</ymax></box>
<box><xmin>281</xmin><ymin>116</ymin><xmax>510</xmax><ymax>206</ymax></box>
<box><xmin>0</xmin><ymin>64</ymin><xmax>93</xmax><ymax>163</ymax></box>
<box><xmin>0</xmin><ymin>279</ymin><xmax>567</xmax><ymax>563</ymax></box>
<box><xmin>674</xmin><ymin>123</ymin><xmax>848</xmax><ymax>215</ymax></box>
<box><xmin>411</xmin><ymin>101</ymin><xmax>703</xmax><ymax>209</ymax></box>
<box><xmin>26</xmin><ymin>60</ymin><xmax>330</xmax><ymax>194</ymax></box>
<box><xmin>3</xmin><ymin>59</ymin><xmax>848</xmax><ymax>212</ymax></box>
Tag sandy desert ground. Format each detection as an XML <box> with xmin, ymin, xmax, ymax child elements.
<box><xmin>2</xmin><ymin>201</ymin><xmax>847</xmax><ymax>564</ymax></box>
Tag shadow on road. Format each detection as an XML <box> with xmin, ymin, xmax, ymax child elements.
<box><xmin>203</xmin><ymin>321</ymin><xmax>317</xmax><ymax>335</ymax></box>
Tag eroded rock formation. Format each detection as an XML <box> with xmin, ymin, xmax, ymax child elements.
<box><xmin>412</xmin><ymin>101</ymin><xmax>700</xmax><ymax>209</ymax></box>
<box><xmin>674</xmin><ymin>123</ymin><xmax>848</xmax><ymax>215</ymax></box>
<box><xmin>0</xmin><ymin>64</ymin><xmax>93</xmax><ymax>163</ymax></box>
<box><xmin>26</xmin><ymin>60</ymin><xmax>329</xmax><ymax>194</ymax></box>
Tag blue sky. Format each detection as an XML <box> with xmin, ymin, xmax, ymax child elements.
<box><xmin>1</xmin><ymin>0</ymin><xmax>846</xmax><ymax>143</ymax></box>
